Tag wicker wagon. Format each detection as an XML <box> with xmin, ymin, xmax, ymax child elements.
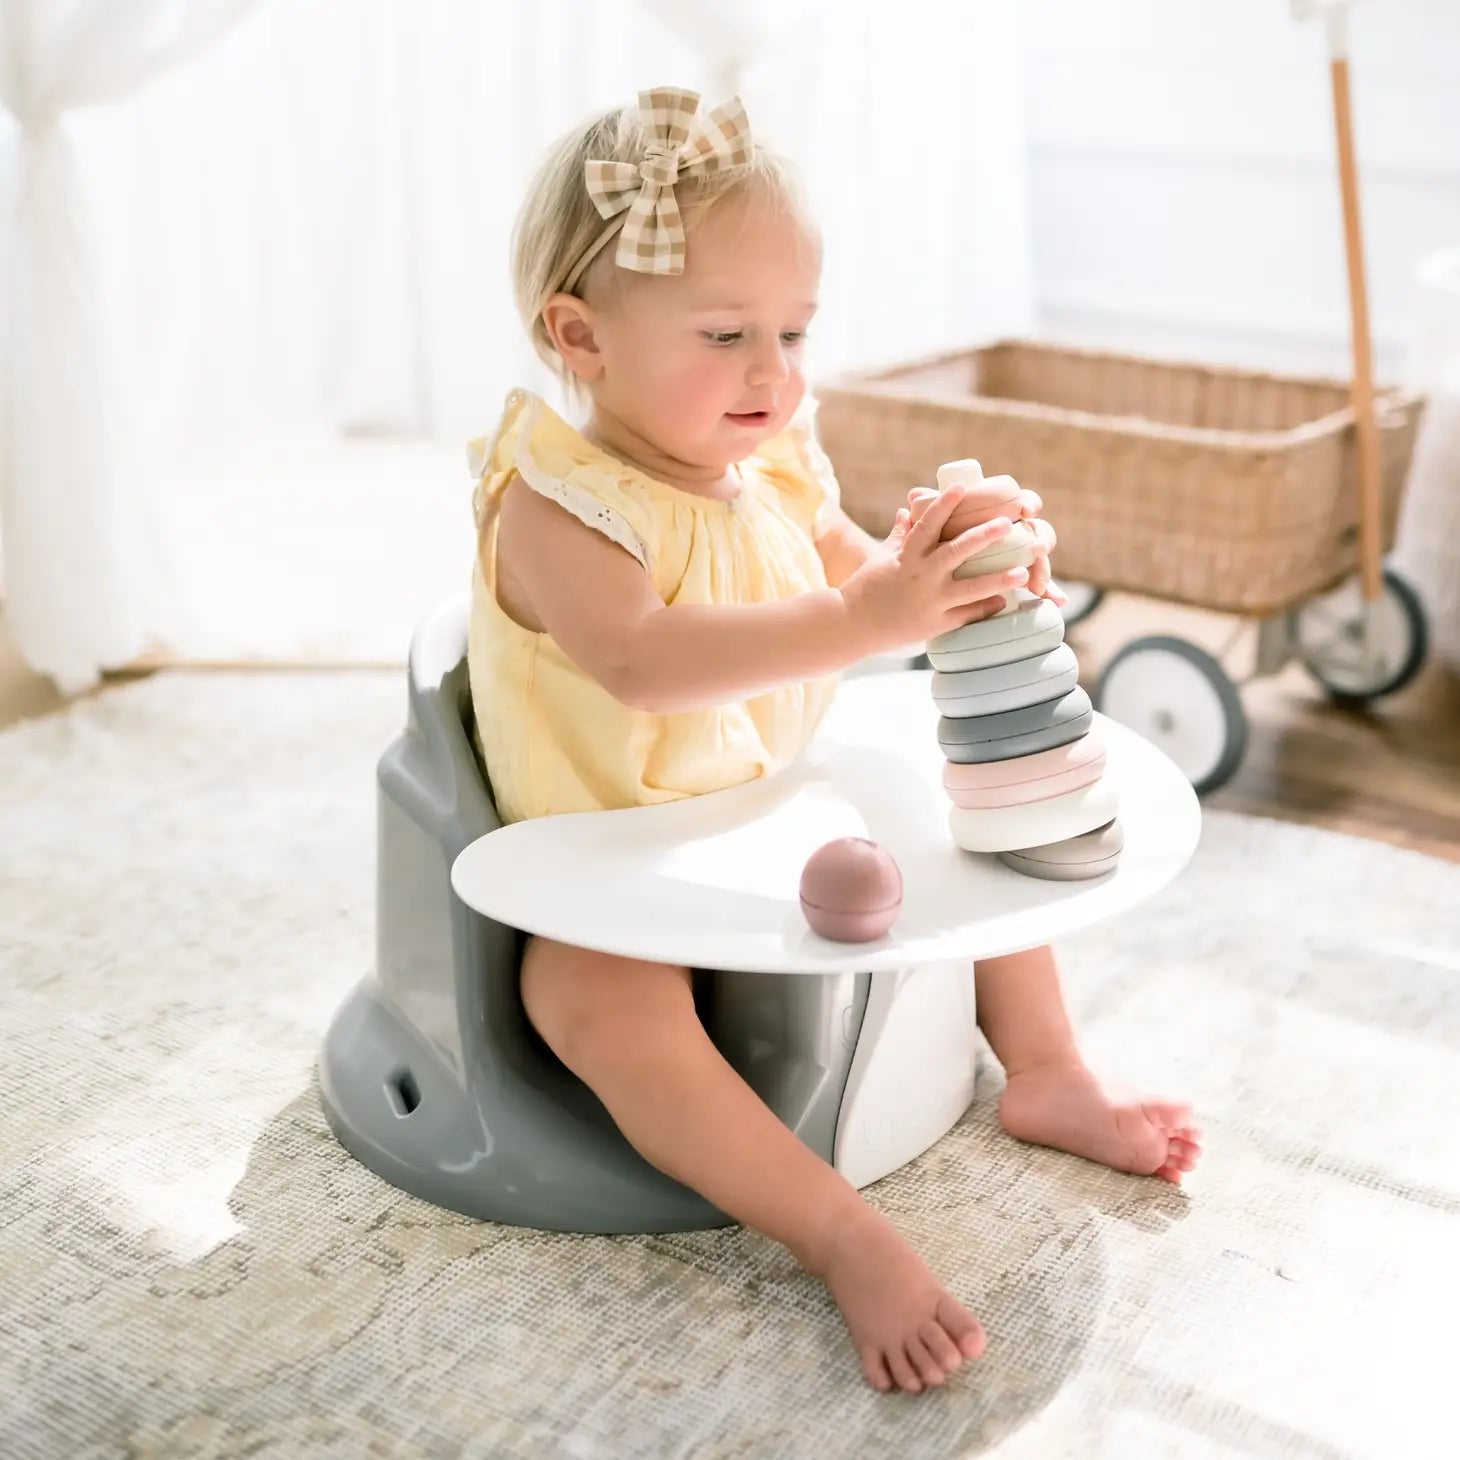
<box><xmin>816</xmin><ymin>339</ymin><xmax>1428</xmax><ymax>793</ymax></box>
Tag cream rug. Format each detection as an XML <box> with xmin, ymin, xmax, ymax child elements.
<box><xmin>2</xmin><ymin>673</ymin><xmax>1457</xmax><ymax>1460</ymax></box>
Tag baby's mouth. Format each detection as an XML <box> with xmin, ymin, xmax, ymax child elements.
<box><xmin>725</xmin><ymin>410</ymin><xmax>772</xmax><ymax>426</ymax></box>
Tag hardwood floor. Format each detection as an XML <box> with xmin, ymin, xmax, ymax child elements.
<box><xmin>4</xmin><ymin>601</ymin><xmax>1459</xmax><ymax>862</ymax></box>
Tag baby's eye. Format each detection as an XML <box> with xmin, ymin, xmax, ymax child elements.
<box><xmin>704</xmin><ymin>330</ymin><xmax>742</xmax><ymax>346</ymax></box>
<box><xmin>781</xmin><ymin>330</ymin><xmax>806</xmax><ymax>345</ymax></box>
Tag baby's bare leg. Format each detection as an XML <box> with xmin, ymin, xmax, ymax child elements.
<box><xmin>522</xmin><ymin>936</ymin><xmax>984</xmax><ymax>1393</ymax></box>
<box><xmin>975</xmin><ymin>944</ymin><xmax>1203</xmax><ymax>1183</ymax></box>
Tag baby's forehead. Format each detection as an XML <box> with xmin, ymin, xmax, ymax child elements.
<box><xmin>676</xmin><ymin>283</ymin><xmax>820</xmax><ymax>315</ymax></box>
<box><xmin>676</xmin><ymin>205</ymin><xmax>822</xmax><ymax>306</ymax></box>
<box><xmin>692</xmin><ymin>193</ymin><xmax>819</xmax><ymax>253</ymax></box>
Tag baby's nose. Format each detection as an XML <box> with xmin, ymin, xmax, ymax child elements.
<box><xmin>747</xmin><ymin>341</ymin><xmax>790</xmax><ymax>385</ymax></box>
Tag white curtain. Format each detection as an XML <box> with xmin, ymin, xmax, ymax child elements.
<box><xmin>632</xmin><ymin>0</ymin><xmax>813</xmax><ymax>97</ymax></box>
<box><xmin>746</xmin><ymin>0</ymin><xmax>1034</xmax><ymax>377</ymax></box>
<box><xmin>0</xmin><ymin>0</ymin><xmax>261</xmax><ymax>692</ymax></box>
<box><xmin>5</xmin><ymin>0</ymin><xmax>1033</xmax><ymax>673</ymax></box>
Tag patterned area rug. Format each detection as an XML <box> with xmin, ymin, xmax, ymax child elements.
<box><xmin>2</xmin><ymin>672</ymin><xmax>1457</xmax><ymax>1459</ymax></box>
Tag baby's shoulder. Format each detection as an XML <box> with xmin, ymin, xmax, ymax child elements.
<box><xmin>472</xmin><ymin>390</ymin><xmax>659</xmax><ymax>572</ymax></box>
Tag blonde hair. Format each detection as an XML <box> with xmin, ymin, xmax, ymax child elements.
<box><xmin>511</xmin><ymin>101</ymin><xmax>808</xmax><ymax>378</ymax></box>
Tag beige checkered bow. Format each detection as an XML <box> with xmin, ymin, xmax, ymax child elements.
<box><xmin>569</xmin><ymin>88</ymin><xmax>753</xmax><ymax>286</ymax></box>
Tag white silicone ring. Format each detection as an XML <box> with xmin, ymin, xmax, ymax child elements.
<box><xmin>928</xmin><ymin>619</ymin><xmax>1067</xmax><ymax>674</ymax></box>
<box><xmin>929</xmin><ymin>596</ymin><xmax>1065</xmax><ymax>655</ymax></box>
<box><xmin>953</xmin><ymin>521</ymin><xmax>1039</xmax><ymax>580</ymax></box>
<box><xmin>949</xmin><ymin>779</ymin><xmax>1120</xmax><ymax>854</ymax></box>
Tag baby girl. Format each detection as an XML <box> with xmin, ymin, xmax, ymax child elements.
<box><xmin>467</xmin><ymin>88</ymin><xmax>1202</xmax><ymax>1395</ymax></box>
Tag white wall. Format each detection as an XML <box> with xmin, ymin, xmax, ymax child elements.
<box><xmin>1020</xmin><ymin>0</ymin><xmax>1460</xmax><ymax>381</ymax></box>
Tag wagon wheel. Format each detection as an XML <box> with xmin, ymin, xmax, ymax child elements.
<box><xmin>1293</xmin><ymin>565</ymin><xmax>1428</xmax><ymax>703</ymax></box>
<box><xmin>1096</xmin><ymin>636</ymin><xmax>1249</xmax><ymax>796</ymax></box>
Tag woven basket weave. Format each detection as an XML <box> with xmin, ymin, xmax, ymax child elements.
<box><xmin>815</xmin><ymin>339</ymin><xmax>1424</xmax><ymax>616</ymax></box>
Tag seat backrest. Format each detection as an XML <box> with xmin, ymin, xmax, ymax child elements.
<box><xmin>377</xmin><ymin>593</ymin><xmax>519</xmax><ymax>1077</ymax></box>
<box><xmin>405</xmin><ymin>593</ymin><xmax>496</xmax><ymax>819</ymax></box>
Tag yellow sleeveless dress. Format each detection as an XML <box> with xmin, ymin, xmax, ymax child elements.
<box><xmin>466</xmin><ymin>390</ymin><xmax>843</xmax><ymax>825</ymax></box>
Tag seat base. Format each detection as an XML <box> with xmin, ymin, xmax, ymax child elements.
<box><xmin>834</xmin><ymin>961</ymin><xmax>980</xmax><ymax>1189</ymax></box>
<box><xmin>321</xmin><ymin>960</ymin><xmax>982</xmax><ymax>1235</ymax></box>
<box><xmin>320</xmin><ymin>976</ymin><xmax>734</xmax><ymax>1233</ymax></box>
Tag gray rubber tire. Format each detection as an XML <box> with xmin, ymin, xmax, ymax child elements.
<box><xmin>1294</xmin><ymin>565</ymin><xmax>1429</xmax><ymax>704</ymax></box>
<box><xmin>1056</xmin><ymin>580</ymin><xmax>1105</xmax><ymax>628</ymax></box>
<box><xmin>1095</xmin><ymin>635</ymin><xmax>1249</xmax><ymax>796</ymax></box>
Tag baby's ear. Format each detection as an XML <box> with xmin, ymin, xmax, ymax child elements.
<box><xmin>542</xmin><ymin>293</ymin><xmax>603</xmax><ymax>382</ymax></box>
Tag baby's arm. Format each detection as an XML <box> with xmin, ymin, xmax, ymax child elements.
<box><xmin>494</xmin><ymin>480</ymin><xmax>1025</xmax><ymax>715</ymax></box>
<box><xmin>813</xmin><ymin>505</ymin><xmax>882</xmax><ymax>588</ymax></box>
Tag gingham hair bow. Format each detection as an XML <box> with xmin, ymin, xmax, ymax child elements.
<box><xmin>582</xmin><ymin>88</ymin><xmax>753</xmax><ymax>277</ymax></box>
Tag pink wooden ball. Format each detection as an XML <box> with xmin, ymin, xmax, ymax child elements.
<box><xmin>799</xmin><ymin>838</ymin><xmax>903</xmax><ymax>943</ymax></box>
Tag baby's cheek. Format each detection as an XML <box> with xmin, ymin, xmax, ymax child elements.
<box><xmin>657</xmin><ymin>354</ymin><xmax>735</xmax><ymax>425</ymax></box>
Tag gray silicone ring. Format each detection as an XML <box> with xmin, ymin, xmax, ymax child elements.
<box><xmin>999</xmin><ymin>847</ymin><xmax>1121</xmax><ymax>880</ymax></box>
<box><xmin>938</xmin><ymin>687</ymin><xmax>1093</xmax><ymax>763</ymax></box>
<box><xmin>999</xmin><ymin>819</ymin><xmax>1125</xmax><ymax>880</ymax></box>
<box><xmin>932</xmin><ymin>644</ymin><xmax>1079</xmax><ymax>718</ymax></box>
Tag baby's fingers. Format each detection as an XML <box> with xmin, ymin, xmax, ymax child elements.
<box><xmin>909</xmin><ymin>483</ymin><xmax>969</xmax><ymax>548</ymax></box>
<box><xmin>940</xmin><ymin>516</ymin><xmax>1015</xmax><ymax>568</ymax></box>
<box><xmin>906</xmin><ymin>486</ymin><xmax>939</xmax><ymax>528</ymax></box>
<box><xmin>943</xmin><ymin>595</ymin><xmax>1010</xmax><ymax>630</ymax></box>
<box><xmin>886</xmin><ymin>506</ymin><xmax>912</xmax><ymax>550</ymax></box>
<box><xmin>949</xmin><ymin>564</ymin><xmax>1029</xmax><ymax>607</ymax></box>
<box><xmin>1028</xmin><ymin>550</ymin><xmax>1051</xmax><ymax>599</ymax></box>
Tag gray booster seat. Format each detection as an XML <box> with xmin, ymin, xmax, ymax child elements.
<box><xmin>319</xmin><ymin>595</ymin><xmax>892</xmax><ymax>1235</ymax></box>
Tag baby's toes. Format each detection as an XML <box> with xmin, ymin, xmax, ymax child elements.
<box><xmin>1169</xmin><ymin>1135</ymin><xmax>1202</xmax><ymax>1171</ymax></box>
<box><xmin>1154</xmin><ymin>1134</ymin><xmax>1203</xmax><ymax>1183</ymax></box>
<box><xmin>886</xmin><ymin>1345</ymin><xmax>924</xmax><ymax>1394</ymax></box>
<box><xmin>906</xmin><ymin>1335</ymin><xmax>948</xmax><ymax>1388</ymax></box>
<box><xmin>938</xmin><ymin>1295</ymin><xmax>986</xmax><ymax>1359</ymax></box>
<box><xmin>861</xmin><ymin>1347</ymin><xmax>893</xmax><ymax>1392</ymax></box>
<box><xmin>920</xmin><ymin>1318</ymin><xmax>965</xmax><ymax>1375</ymax></box>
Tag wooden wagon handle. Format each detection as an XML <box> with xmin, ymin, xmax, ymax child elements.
<box><xmin>1308</xmin><ymin>0</ymin><xmax>1385</xmax><ymax>603</ymax></box>
<box><xmin>1331</xmin><ymin>54</ymin><xmax>1384</xmax><ymax>603</ymax></box>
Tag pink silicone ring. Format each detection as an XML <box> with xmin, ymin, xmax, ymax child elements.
<box><xmin>945</xmin><ymin>753</ymin><xmax>1107</xmax><ymax>808</ymax></box>
<box><xmin>911</xmin><ymin>481</ymin><xmax>1022</xmax><ymax>537</ymax></box>
<box><xmin>940</xmin><ymin>490</ymin><xmax>1022</xmax><ymax>537</ymax></box>
<box><xmin>942</xmin><ymin>733</ymin><xmax>1105</xmax><ymax>794</ymax></box>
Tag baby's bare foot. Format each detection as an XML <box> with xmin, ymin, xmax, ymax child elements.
<box><xmin>811</xmin><ymin>1205</ymin><xmax>985</xmax><ymax>1394</ymax></box>
<box><xmin>999</xmin><ymin>1062</ymin><xmax>1203</xmax><ymax>1184</ymax></box>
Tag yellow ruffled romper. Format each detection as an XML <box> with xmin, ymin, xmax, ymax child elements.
<box><xmin>466</xmin><ymin>390</ymin><xmax>843</xmax><ymax>825</ymax></box>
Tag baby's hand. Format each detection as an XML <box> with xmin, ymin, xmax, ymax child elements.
<box><xmin>841</xmin><ymin>486</ymin><xmax>1030</xmax><ymax>653</ymax></box>
<box><xmin>906</xmin><ymin>480</ymin><xmax>1065</xmax><ymax>608</ymax></box>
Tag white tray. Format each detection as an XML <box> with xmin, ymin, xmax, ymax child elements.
<box><xmin>452</xmin><ymin>672</ymin><xmax>1201</xmax><ymax>975</ymax></box>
